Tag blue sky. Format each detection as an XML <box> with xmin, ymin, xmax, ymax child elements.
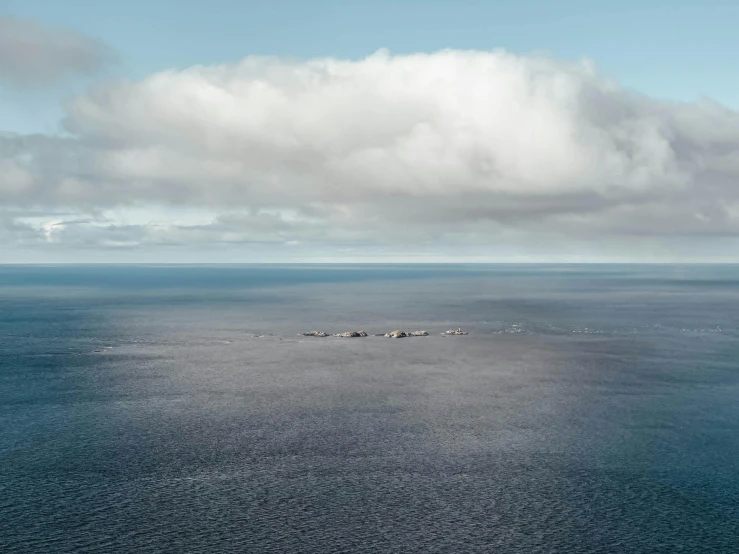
<box><xmin>2</xmin><ymin>0</ymin><xmax>739</xmax><ymax>262</ymax></box>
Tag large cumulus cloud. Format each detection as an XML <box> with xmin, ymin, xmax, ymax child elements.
<box><xmin>3</xmin><ymin>48</ymin><xmax>739</xmax><ymax>257</ymax></box>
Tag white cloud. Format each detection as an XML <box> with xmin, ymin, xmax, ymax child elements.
<box><xmin>3</xmin><ymin>48</ymin><xmax>739</xmax><ymax>259</ymax></box>
<box><xmin>0</xmin><ymin>159</ymin><xmax>34</xmax><ymax>195</ymax></box>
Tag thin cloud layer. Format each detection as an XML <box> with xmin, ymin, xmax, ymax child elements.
<box><xmin>3</xmin><ymin>49</ymin><xmax>739</xmax><ymax>258</ymax></box>
<box><xmin>0</xmin><ymin>16</ymin><xmax>115</xmax><ymax>87</ymax></box>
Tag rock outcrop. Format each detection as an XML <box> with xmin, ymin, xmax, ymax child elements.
<box><xmin>382</xmin><ymin>330</ymin><xmax>429</xmax><ymax>338</ymax></box>
<box><xmin>302</xmin><ymin>328</ymin><xmax>457</xmax><ymax>338</ymax></box>
<box><xmin>334</xmin><ymin>330</ymin><xmax>368</xmax><ymax>338</ymax></box>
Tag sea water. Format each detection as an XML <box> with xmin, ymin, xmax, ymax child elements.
<box><xmin>1</xmin><ymin>264</ymin><xmax>738</xmax><ymax>553</ymax></box>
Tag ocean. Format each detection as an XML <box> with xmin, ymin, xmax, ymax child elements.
<box><xmin>1</xmin><ymin>264</ymin><xmax>738</xmax><ymax>553</ymax></box>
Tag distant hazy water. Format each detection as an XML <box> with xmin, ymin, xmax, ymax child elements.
<box><xmin>1</xmin><ymin>264</ymin><xmax>738</xmax><ymax>553</ymax></box>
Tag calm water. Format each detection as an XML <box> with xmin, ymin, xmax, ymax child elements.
<box><xmin>1</xmin><ymin>264</ymin><xmax>738</xmax><ymax>553</ymax></box>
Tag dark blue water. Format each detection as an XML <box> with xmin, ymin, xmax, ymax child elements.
<box><xmin>2</xmin><ymin>264</ymin><xmax>738</xmax><ymax>553</ymax></box>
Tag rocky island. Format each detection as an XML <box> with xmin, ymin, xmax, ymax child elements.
<box><xmin>334</xmin><ymin>330</ymin><xmax>369</xmax><ymax>338</ymax></box>
<box><xmin>299</xmin><ymin>328</ymin><xmax>466</xmax><ymax>338</ymax></box>
<box><xmin>383</xmin><ymin>330</ymin><xmax>430</xmax><ymax>338</ymax></box>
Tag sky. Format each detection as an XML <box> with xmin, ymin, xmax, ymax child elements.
<box><xmin>2</xmin><ymin>0</ymin><xmax>739</xmax><ymax>262</ymax></box>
